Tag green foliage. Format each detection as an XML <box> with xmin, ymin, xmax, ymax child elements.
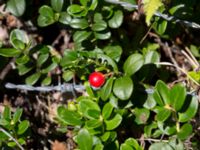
<box><xmin>0</xmin><ymin>0</ymin><xmax>200</xmax><ymax>149</ymax></box>
<box><xmin>143</xmin><ymin>0</ymin><xmax>163</xmax><ymax>25</ymax></box>
<box><xmin>0</xmin><ymin>106</ymin><xmax>29</xmax><ymax>148</ymax></box>
<box><xmin>6</xmin><ymin>0</ymin><xmax>25</xmax><ymax>17</ymax></box>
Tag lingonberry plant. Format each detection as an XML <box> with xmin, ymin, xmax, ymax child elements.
<box><xmin>0</xmin><ymin>0</ymin><xmax>200</xmax><ymax>149</ymax></box>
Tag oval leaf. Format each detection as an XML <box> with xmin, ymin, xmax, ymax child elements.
<box><xmin>177</xmin><ymin>123</ymin><xmax>193</xmax><ymax>140</ymax></box>
<box><xmin>10</xmin><ymin>29</ymin><xmax>29</xmax><ymax>50</ymax></box>
<box><xmin>79</xmin><ymin>99</ymin><xmax>101</xmax><ymax>119</ymax></box>
<box><xmin>17</xmin><ymin>120</ymin><xmax>29</xmax><ymax>135</ymax></box>
<box><xmin>6</xmin><ymin>0</ymin><xmax>25</xmax><ymax>17</ymax></box>
<box><xmin>156</xmin><ymin>107</ymin><xmax>171</xmax><ymax>122</ymax></box>
<box><xmin>108</xmin><ymin>10</ymin><xmax>123</xmax><ymax>28</ymax></box>
<box><xmin>102</xmin><ymin>103</ymin><xmax>114</xmax><ymax>120</ymax></box>
<box><xmin>25</xmin><ymin>72</ymin><xmax>41</xmax><ymax>85</ymax></box>
<box><xmin>113</xmin><ymin>76</ymin><xmax>133</xmax><ymax>100</ymax></box>
<box><xmin>57</xmin><ymin>106</ymin><xmax>82</xmax><ymax>126</ymax></box>
<box><xmin>123</xmin><ymin>53</ymin><xmax>144</xmax><ymax>76</ymax></box>
<box><xmin>154</xmin><ymin>80</ymin><xmax>170</xmax><ymax>105</ymax></box>
<box><xmin>0</xmin><ymin>48</ymin><xmax>21</xmax><ymax>57</ymax></box>
<box><xmin>100</xmin><ymin>77</ymin><xmax>114</xmax><ymax>101</ymax></box>
<box><xmin>77</xmin><ymin>128</ymin><xmax>93</xmax><ymax>150</ymax></box>
<box><xmin>105</xmin><ymin>114</ymin><xmax>122</xmax><ymax>130</ymax></box>
<box><xmin>13</xmin><ymin>108</ymin><xmax>23</xmax><ymax>124</ymax></box>
<box><xmin>178</xmin><ymin>96</ymin><xmax>198</xmax><ymax>122</ymax></box>
<box><xmin>51</xmin><ymin>0</ymin><xmax>63</xmax><ymax>12</ymax></box>
<box><xmin>170</xmin><ymin>83</ymin><xmax>186</xmax><ymax>111</ymax></box>
<box><xmin>73</xmin><ymin>31</ymin><xmax>92</xmax><ymax>43</ymax></box>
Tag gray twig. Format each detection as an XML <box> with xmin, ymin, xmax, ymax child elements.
<box><xmin>0</xmin><ymin>127</ymin><xmax>24</xmax><ymax>150</ymax></box>
<box><xmin>105</xmin><ymin>0</ymin><xmax>200</xmax><ymax>29</ymax></box>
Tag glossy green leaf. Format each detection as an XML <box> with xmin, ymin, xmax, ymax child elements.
<box><xmin>17</xmin><ymin>120</ymin><xmax>29</xmax><ymax>135</ymax></box>
<box><xmin>103</xmin><ymin>45</ymin><xmax>122</xmax><ymax>62</ymax></box>
<box><xmin>0</xmin><ymin>118</ymin><xmax>10</xmax><ymax>126</ymax></box>
<box><xmin>156</xmin><ymin>20</ymin><xmax>168</xmax><ymax>35</ymax></box>
<box><xmin>156</xmin><ymin>107</ymin><xmax>171</xmax><ymax>122</ymax></box>
<box><xmin>0</xmin><ymin>48</ymin><xmax>21</xmax><ymax>57</ymax></box>
<box><xmin>125</xmin><ymin>138</ymin><xmax>142</xmax><ymax>150</ymax></box>
<box><xmin>94</xmin><ymin>144</ymin><xmax>104</xmax><ymax>150</ymax></box>
<box><xmin>101</xmin><ymin>132</ymin><xmax>110</xmax><ymax>142</ymax></box>
<box><xmin>144</xmin><ymin>51</ymin><xmax>160</xmax><ymax>64</ymax></box>
<box><xmin>149</xmin><ymin>142</ymin><xmax>173</xmax><ymax>150</ymax></box>
<box><xmin>37</xmin><ymin>53</ymin><xmax>49</xmax><ymax>67</ymax></box>
<box><xmin>59</xmin><ymin>12</ymin><xmax>72</xmax><ymax>25</ymax></box>
<box><xmin>16</xmin><ymin>55</ymin><xmax>29</xmax><ymax>65</ymax></box>
<box><xmin>7</xmin><ymin>141</ymin><xmax>17</xmax><ymax>147</ymax></box>
<box><xmin>143</xmin><ymin>94</ymin><xmax>157</xmax><ymax>109</ymax></box>
<box><xmin>102</xmin><ymin>103</ymin><xmax>114</xmax><ymax>120</ymax></box>
<box><xmin>170</xmin><ymin>83</ymin><xmax>186</xmax><ymax>111</ymax></box>
<box><xmin>143</xmin><ymin>0</ymin><xmax>163</xmax><ymax>26</ymax></box>
<box><xmin>178</xmin><ymin>96</ymin><xmax>198</xmax><ymax>122</ymax></box>
<box><xmin>51</xmin><ymin>0</ymin><xmax>63</xmax><ymax>12</ymax></box>
<box><xmin>96</xmin><ymin>53</ymin><xmax>118</xmax><ymax>73</ymax></box>
<box><xmin>42</xmin><ymin>76</ymin><xmax>51</xmax><ymax>86</ymax></box>
<box><xmin>168</xmin><ymin>138</ymin><xmax>184</xmax><ymax>150</ymax></box>
<box><xmin>80</xmin><ymin>0</ymin><xmax>89</xmax><ymax>6</ymax></box>
<box><xmin>92</xmin><ymin>21</ymin><xmax>107</xmax><ymax>31</ymax></box>
<box><xmin>94</xmin><ymin>30</ymin><xmax>111</xmax><ymax>40</ymax></box>
<box><xmin>154</xmin><ymin>80</ymin><xmax>170</xmax><ymax>105</ymax></box>
<box><xmin>25</xmin><ymin>72</ymin><xmax>41</xmax><ymax>85</ymax></box>
<box><xmin>60</xmin><ymin>50</ymin><xmax>78</xmax><ymax>67</ymax></box>
<box><xmin>120</xmin><ymin>143</ymin><xmax>133</xmax><ymax>150</ymax></box>
<box><xmin>100</xmin><ymin>78</ymin><xmax>114</xmax><ymax>101</ymax></box>
<box><xmin>84</xmin><ymin>81</ymin><xmax>95</xmax><ymax>97</ymax></box>
<box><xmin>67</xmin><ymin>4</ymin><xmax>85</xmax><ymax>16</ymax></box>
<box><xmin>0</xmin><ymin>132</ymin><xmax>8</xmax><ymax>140</ymax></box>
<box><xmin>89</xmin><ymin>0</ymin><xmax>98</xmax><ymax>10</ymax></box>
<box><xmin>108</xmin><ymin>10</ymin><xmax>123</xmax><ymax>28</ymax></box>
<box><xmin>17</xmin><ymin>64</ymin><xmax>33</xmax><ymax>75</ymax></box>
<box><xmin>169</xmin><ymin>4</ymin><xmax>185</xmax><ymax>15</ymax></box>
<box><xmin>37</xmin><ymin>5</ymin><xmax>55</xmax><ymax>27</ymax></box>
<box><xmin>113</xmin><ymin>76</ymin><xmax>133</xmax><ymax>100</ymax></box>
<box><xmin>70</xmin><ymin>18</ymin><xmax>89</xmax><ymax>29</ymax></box>
<box><xmin>77</xmin><ymin>128</ymin><xmax>93</xmax><ymax>150</ymax></box>
<box><xmin>134</xmin><ymin>108</ymin><xmax>150</xmax><ymax>124</ymax></box>
<box><xmin>79</xmin><ymin>99</ymin><xmax>101</xmax><ymax>119</ymax></box>
<box><xmin>13</xmin><ymin>108</ymin><xmax>23</xmax><ymax>124</ymax></box>
<box><xmin>10</xmin><ymin>29</ymin><xmax>29</xmax><ymax>50</ymax></box>
<box><xmin>41</xmin><ymin>62</ymin><xmax>57</xmax><ymax>73</ymax></box>
<box><xmin>3</xmin><ymin>106</ymin><xmax>11</xmax><ymax>120</ymax></box>
<box><xmin>177</xmin><ymin>123</ymin><xmax>193</xmax><ymax>140</ymax></box>
<box><xmin>6</xmin><ymin>0</ymin><xmax>25</xmax><ymax>16</ymax></box>
<box><xmin>123</xmin><ymin>53</ymin><xmax>144</xmax><ymax>76</ymax></box>
<box><xmin>85</xmin><ymin>119</ymin><xmax>102</xmax><ymax>128</ymax></box>
<box><xmin>57</xmin><ymin>106</ymin><xmax>82</xmax><ymax>126</ymax></box>
<box><xmin>94</xmin><ymin>13</ymin><xmax>103</xmax><ymax>22</ymax></box>
<box><xmin>62</xmin><ymin>70</ymin><xmax>74</xmax><ymax>82</ymax></box>
<box><xmin>105</xmin><ymin>114</ymin><xmax>122</xmax><ymax>130</ymax></box>
<box><xmin>144</xmin><ymin>122</ymin><xmax>158</xmax><ymax>137</ymax></box>
<box><xmin>73</xmin><ymin>31</ymin><xmax>92</xmax><ymax>43</ymax></box>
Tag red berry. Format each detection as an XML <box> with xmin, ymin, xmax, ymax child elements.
<box><xmin>89</xmin><ymin>72</ymin><xmax>105</xmax><ymax>88</ymax></box>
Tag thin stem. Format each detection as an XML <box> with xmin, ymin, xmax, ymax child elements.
<box><xmin>185</xmin><ymin>46</ymin><xmax>199</xmax><ymax>67</ymax></box>
<box><xmin>181</xmin><ymin>50</ymin><xmax>198</xmax><ymax>69</ymax></box>
<box><xmin>137</xmin><ymin>138</ymin><xmax>168</xmax><ymax>142</ymax></box>
<box><xmin>155</xmin><ymin>62</ymin><xmax>200</xmax><ymax>86</ymax></box>
<box><xmin>0</xmin><ymin>127</ymin><xmax>24</xmax><ymax>150</ymax></box>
